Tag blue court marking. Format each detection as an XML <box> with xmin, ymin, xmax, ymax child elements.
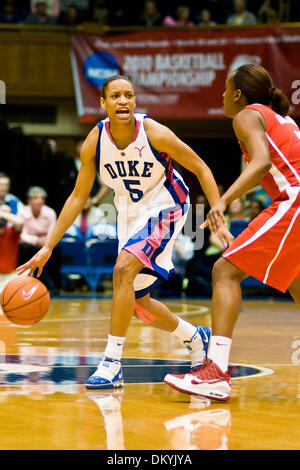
<box><xmin>0</xmin><ymin>355</ymin><xmax>265</xmax><ymax>386</ymax></box>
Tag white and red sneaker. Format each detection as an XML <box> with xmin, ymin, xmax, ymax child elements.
<box><xmin>164</xmin><ymin>359</ymin><xmax>234</xmax><ymax>401</ymax></box>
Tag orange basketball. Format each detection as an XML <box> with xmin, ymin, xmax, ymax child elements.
<box><xmin>0</xmin><ymin>276</ymin><xmax>50</xmax><ymax>326</ymax></box>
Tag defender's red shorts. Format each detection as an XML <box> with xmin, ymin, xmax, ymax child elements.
<box><xmin>223</xmin><ymin>187</ymin><xmax>300</xmax><ymax>293</ymax></box>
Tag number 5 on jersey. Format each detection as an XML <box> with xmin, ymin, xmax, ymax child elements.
<box><xmin>123</xmin><ymin>179</ymin><xmax>143</xmax><ymax>202</ymax></box>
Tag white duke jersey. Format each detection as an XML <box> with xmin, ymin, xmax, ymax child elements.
<box><xmin>95</xmin><ymin>113</ymin><xmax>190</xmax><ymax>298</ymax></box>
<box><xmin>96</xmin><ymin>113</ymin><xmax>189</xmax><ymax>210</ymax></box>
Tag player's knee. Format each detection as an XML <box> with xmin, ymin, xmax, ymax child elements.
<box><xmin>113</xmin><ymin>259</ymin><xmax>135</xmax><ymax>285</ymax></box>
<box><xmin>113</xmin><ymin>262</ymin><xmax>128</xmax><ymax>284</ymax></box>
<box><xmin>288</xmin><ymin>279</ymin><xmax>300</xmax><ymax>306</ymax></box>
<box><xmin>212</xmin><ymin>258</ymin><xmax>227</xmax><ymax>282</ymax></box>
<box><xmin>212</xmin><ymin>257</ymin><xmax>243</xmax><ymax>283</ymax></box>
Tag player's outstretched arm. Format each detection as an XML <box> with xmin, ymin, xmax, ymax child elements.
<box><xmin>203</xmin><ymin>109</ymin><xmax>271</xmax><ymax>237</ymax></box>
<box><xmin>145</xmin><ymin>118</ymin><xmax>221</xmax><ymax>208</ymax></box>
<box><xmin>144</xmin><ymin>118</ymin><xmax>233</xmax><ymax>246</ymax></box>
<box><xmin>219</xmin><ymin>108</ymin><xmax>272</xmax><ymax>207</ymax></box>
<box><xmin>16</xmin><ymin>127</ymin><xmax>99</xmax><ymax>277</ymax></box>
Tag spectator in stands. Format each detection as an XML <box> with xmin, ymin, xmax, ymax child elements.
<box><xmin>73</xmin><ymin>196</ymin><xmax>105</xmax><ymax>237</ymax></box>
<box><xmin>163</xmin><ymin>4</ymin><xmax>195</xmax><ymax>27</ymax></box>
<box><xmin>46</xmin><ymin>138</ymin><xmax>92</xmax><ymax>213</ymax></box>
<box><xmin>0</xmin><ymin>0</ymin><xmax>23</xmax><ymax>23</ymax></box>
<box><xmin>226</xmin><ymin>0</ymin><xmax>257</xmax><ymax>25</ymax></box>
<box><xmin>24</xmin><ymin>0</ymin><xmax>56</xmax><ymax>24</ymax></box>
<box><xmin>197</xmin><ymin>8</ymin><xmax>217</xmax><ymax>26</ymax></box>
<box><xmin>30</xmin><ymin>0</ymin><xmax>60</xmax><ymax>18</ymax></box>
<box><xmin>59</xmin><ymin>0</ymin><xmax>93</xmax><ymax>21</ymax></box>
<box><xmin>138</xmin><ymin>0</ymin><xmax>162</xmax><ymax>26</ymax></box>
<box><xmin>18</xmin><ymin>186</ymin><xmax>61</xmax><ymax>294</ymax></box>
<box><xmin>248</xmin><ymin>198</ymin><xmax>264</xmax><ymax>220</ymax></box>
<box><xmin>93</xmin><ymin>0</ymin><xmax>109</xmax><ymax>24</ymax></box>
<box><xmin>252</xmin><ymin>186</ymin><xmax>272</xmax><ymax>208</ymax></box>
<box><xmin>0</xmin><ymin>172</ymin><xmax>24</xmax><ymax>215</ymax></box>
<box><xmin>227</xmin><ymin>197</ymin><xmax>248</xmax><ymax>222</ymax></box>
<box><xmin>0</xmin><ymin>204</ymin><xmax>23</xmax><ymax>293</ymax></box>
<box><xmin>58</xmin><ymin>3</ymin><xmax>81</xmax><ymax>25</ymax></box>
<box><xmin>257</xmin><ymin>0</ymin><xmax>290</xmax><ymax>24</ymax></box>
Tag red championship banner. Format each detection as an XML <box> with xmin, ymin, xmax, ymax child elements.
<box><xmin>70</xmin><ymin>28</ymin><xmax>300</xmax><ymax>122</ymax></box>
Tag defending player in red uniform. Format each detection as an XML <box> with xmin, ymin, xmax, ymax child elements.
<box><xmin>164</xmin><ymin>64</ymin><xmax>300</xmax><ymax>401</ymax></box>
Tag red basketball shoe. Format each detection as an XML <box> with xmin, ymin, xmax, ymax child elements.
<box><xmin>164</xmin><ymin>359</ymin><xmax>234</xmax><ymax>401</ymax></box>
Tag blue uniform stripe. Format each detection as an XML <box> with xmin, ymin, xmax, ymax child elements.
<box><xmin>147</xmin><ymin>212</ymin><xmax>178</xmax><ymax>278</ymax></box>
<box><xmin>135</xmin><ymin>269</ymin><xmax>176</xmax><ymax>298</ymax></box>
<box><xmin>96</xmin><ymin>121</ymin><xmax>104</xmax><ymax>175</ymax></box>
<box><xmin>174</xmin><ymin>169</ymin><xmax>189</xmax><ymax>196</ymax></box>
<box><xmin>146</xmin><ymin>137</ymin><xmax>169</xmax><ymax>171</ymax></box>
<box><xmin>135</xmin><ymin>278</ymin><xmax>163</xmax><ymax>299</ymax></box>
<box><xmin>123</xmin><ymin>204</ymin><xmax>180</xmax><ymax>249</ymax></box>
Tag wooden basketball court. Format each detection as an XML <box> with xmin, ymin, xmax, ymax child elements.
<box><xmin>0</xmin><ymin>296</ymin><xmax>299</xmax><ymax>450</ymax></box>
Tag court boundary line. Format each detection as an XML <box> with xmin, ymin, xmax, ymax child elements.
<box><xmin>0</xmin><ymin>354</ymin><xmax>276</xmax><ymax>381</ymax></box>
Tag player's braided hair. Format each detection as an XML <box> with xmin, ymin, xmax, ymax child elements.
<box><xmin>232</xmin><ymin>64</ymin><xmax>290</xmax><ymax>116</ymax></box>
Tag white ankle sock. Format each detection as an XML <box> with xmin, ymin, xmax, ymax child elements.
<box><xmin>207</xmin><ymin>335</ymin><xmax>232</xmax><ymax>373</ymax></box>
<box><xmin>104</xmin><ymin>334</ymin><xmax>125</xmax><ymax>361</ymax></box>
<box><xmin>172</xmin><ymin>318</ymin><xmax>197</xmax><ymax>343</ymax></box>
<box><xmin>172</xmin><ymin>318</ymin><xmax>207</xmax><ymax>365</ymax></box>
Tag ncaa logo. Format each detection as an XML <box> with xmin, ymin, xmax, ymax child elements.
<box><xmin>83</xmin><ymin>52</ymin><xmax>119</xmax><ymax>88</ymax></box>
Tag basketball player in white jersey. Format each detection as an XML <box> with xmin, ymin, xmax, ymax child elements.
<box><xmin>17</xmin><ymin>76</ymin><xmax>232</xmax><ymax>389</ymax></box>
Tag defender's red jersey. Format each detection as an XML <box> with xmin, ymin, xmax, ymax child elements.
<box><xmin>240</xmin><ymin>104</ymin><xmax>300</xmax><ymax>201</ymax></box>
<box><xmin>222</xmin><ymin>104</ymin><xmax>300</xmax><ymax>293</ymax></box>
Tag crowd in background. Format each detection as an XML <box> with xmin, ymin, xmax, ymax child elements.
<box><xmin>0</xmin><ymin>123</ymin><xmax>112</xmax><ymax>295</ymax></box>
<box><xmin>0</xmin><ymin>0</ymin><xmax>299</xmax><ymax>27</ymax></box>
<box><xmin>0</xmin><ymin>120</ymin><xmax>270</xmax><ymax>297</ymax></box>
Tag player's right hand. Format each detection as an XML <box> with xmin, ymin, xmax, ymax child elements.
<box><xmin>16</xmin><ymin>246</ymin><xmax>53</xmax><ymax>278</ymax></box>
<box><xmin>215</xmin><ymin>225</ymin><xmax>234</xmax><ymax>249</ymax></box>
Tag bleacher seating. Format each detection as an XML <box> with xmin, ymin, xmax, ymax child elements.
<box><xmin>87</xmin><ymin>238</ymin><xmax>118</xmax><ymax>292</ymax></box>
<box><xmin>59</xmin><ymin>223</ymin><xmax>118</xmax><ymax>292</ymax></box>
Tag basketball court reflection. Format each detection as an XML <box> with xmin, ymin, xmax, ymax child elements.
<box><xmin>86</xmin><ymin>390</ymin><xmax>125</xmax><ymax>450</ymax></box>
<box><xmin>85</xmin><ymin>390</ymin><xmax>231</xmax><ymax>451</ymax></box>
<box><xmin>0</xmin><ymin>297</ymin><xmax>299</xmax><ymax>450</ymax></box>
<box><xmin>165</xmin><ymin>407</ymin><xmax>231</xmax><ymax>450</ymax></box>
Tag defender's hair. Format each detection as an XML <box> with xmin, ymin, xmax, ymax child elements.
<box><xmin>232</xmin><ymin>64</ymin><xmax>290</xmax><ymax>116</ymax></box>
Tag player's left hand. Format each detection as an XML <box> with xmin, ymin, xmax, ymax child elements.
<box><xmin>214</xmin><ymin>225</ymin><xmax>234</xmax><ymax>249</ymax></box>
<box><xmin>200</xmin><ymin>200</ymin><xmax>234</xmax><ymax>248</ymax></box>
<box><xmin>205</xmin><ymin>200</ymin><xmax>227</xmax><ymax>232</ymax></box>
